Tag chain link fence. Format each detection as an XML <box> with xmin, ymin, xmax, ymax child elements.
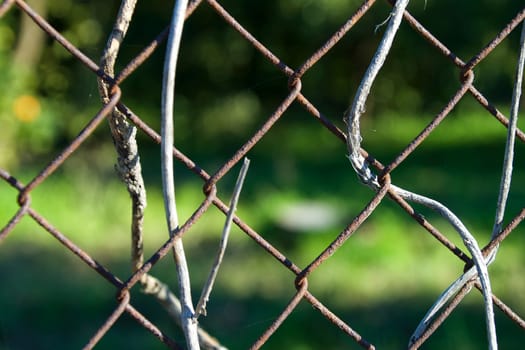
<box><xmin>1</xmin><ymin>0</ymin><xmax>525</xmax><ymax>349</ymax></box>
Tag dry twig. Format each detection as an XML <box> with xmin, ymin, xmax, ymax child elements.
<box><xmin>195</xmin><ymin>158</ymin><xmax>250</xmax><ymax>320</ymax></box>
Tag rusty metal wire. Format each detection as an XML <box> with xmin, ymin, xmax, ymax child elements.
<box><xmin>1</xmin><ymin>0</ymin><xmax>525</xmax><ymax>349</ymax></box>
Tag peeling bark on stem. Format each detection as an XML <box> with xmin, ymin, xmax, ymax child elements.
<box><xmin>97</xmin><ymin>0</ymin><xmax>146</xmax><ymax>274</ymax></box>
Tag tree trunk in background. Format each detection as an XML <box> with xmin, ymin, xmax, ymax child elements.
<box><xmin>13</xmin><ymin>0</ymin><xmax>46</xmax><ymax>68</ymax></box>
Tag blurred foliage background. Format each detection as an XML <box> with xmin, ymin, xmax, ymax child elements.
<box><xmin>1</xmin><ymin>0</ymin><xmax>525</xmax><ymax>349</ymax></box>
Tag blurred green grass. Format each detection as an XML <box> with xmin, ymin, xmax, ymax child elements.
<box><xmin>1</xmin><ymin>110</ymin><xmax>525</xmax><ymax>349</ymax></box>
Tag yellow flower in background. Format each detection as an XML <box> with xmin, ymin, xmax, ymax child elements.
<box><xmin>12</xmin><ymin>95</ymin><xmax>41</xmax><ymax>123</ymax></box>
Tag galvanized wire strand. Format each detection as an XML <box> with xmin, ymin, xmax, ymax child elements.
<box><xmin>400</xmin><ymin>187</ymin><xmax>496</xmax><ymax>348</ymax></box>
<box><xmin>492</xmin><ymin>20</ymin><xmax>525</xmax><ymax>239</ymax></box>
<box><xmin>412</xmin><ymin>18</ymin><xmax>525</xmax><ymax>349</ymax></box>
<box><xmin>161</xmin><ymin>0</ymin><xmax>200</xmax><ymax>348</ymax></box>
<box><xmin>345</xmin><ymin>0</ymin><xmax>410</xmax><ymax>179</ymax></box>
<box><xmin>344</xmin><ymin>0</ymin><xmax>496</xmax><ymax>348</ymax></box>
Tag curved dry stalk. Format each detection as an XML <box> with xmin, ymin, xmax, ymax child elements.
<box><xmin>343</xmin><ymin>0</ymin><xmax>496</xmax><ymax>348</ymax></box>
<box><xmin>161</xmin><ymin>0</ymin><xmax>200</xmax><ymax>349</ymax></box>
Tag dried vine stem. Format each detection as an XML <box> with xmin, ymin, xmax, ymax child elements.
<box><xmin>161</xmin><ymin>0</ymin><xmax>200</xmax><ymax>349</ymax></box>
<box><xmin>343</xmin><ymin>0</ymin><xmax>496</xmax><ymax>348</ymax></box>
<box><xmin>195</xmin><ymin>158</ymin><xmax>250</xmax><ymax>320</ymax></box>
<box><xmin>98</xmin><ymin>0</ymin><xmax>145</xmax><ymax>274</ymax></box>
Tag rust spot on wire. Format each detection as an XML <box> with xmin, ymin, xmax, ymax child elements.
<box><xmin>409</xmin><ymin>281</ymin><xmax>475</xmax><ymax>349</ymax></box>
<box><xmin>83</xmin><ymin>291</ymin><xmax>131</xmax><ymax>350</ymax></box>
<box><xmin>120</xmin><ymin>189</ymin><xmax>216</xmax><ymax>296</ymax></box>
<box><xmin>387</xmin><ymin>0</ymin><xmax>465</xmax><ymax>68</ymax></box>
<box><xmin>381</xmin><ymin>70</ymin><xmax>474</xmax><ymax>177</ymax></box>
<box><xmin>204</xmin><ymin>79</ymin><xmax>302</xmax><ymax>193</ymax></box>
<box><xmin>213</xmin><ymin>196</ymin><xmax>302</xmax><ymax>275</ymax></box>
<box><xmin>27</xmin><ymin>207</ymin><xmax>124</xmax><ymax>288</ymax></box>
<box><xmin>114</xmin><ymin>0</ymin><xmax>205</xmax><ymax>86</ymax></box>
<box><xmin>126</xmin><ymin>304</ymin><xmax>183</xmax><ymax>349</ymax></box>
<box><xmin>296</xmin><ymin>93</ymin><xmax>348</xmax><ymax>143</ymax></box>
<box><xmin>482</xmin><ymin>208</ymin><xmax>525</xmax><ymax>258</ymax></box>
<box><xmin>298</xmin><ymin>173</ymin><xmax>391</xmax><ymax>282</ymax></box>
<box><xmin>484</xmin><ymin>282</ymin><xmax>525</xmax><ymax>330</ymax></box>
<box><xmin>293</xmin><ymin>0</ymin><xmax>377</xmax><ymax>79</ymax></box>
<box><xmin>462</xmin><ymin>8</ymin><xmax>525</xmax><ymax>74</ymax></box>
<box><xmin>14</xmin><ymin>0</ymin><xmax>113</xmax><ymax>82</ymax></box>
<box><xmin>304</xmin><ymin>292</ymin><xmax>376</xmax><ymax>349</ymax></box>
<box><xmin>468</xmin><ymin>85</ymin><xmax>525</xmax><ymax>143</ymax></box>
<box><xmin>119</xmin><ymin>102</ymin><xmax>211</xmax><ymax>180</ymax></box>
<box><xmin>249</xmin><ymin>278</ymin><xmax>309</xmax><ymax>350</ymax></box>
<box><xmin>0</xmin><ymin>170</ymin><xmax>31</xmax><ymax>244</ymax></box>
<box><xmin>18</xmin><ymin>88</ymin><xmax>121</xmax><ymax>205</ymax></box>
<box><xmin>388</xmin><ymin>190</ymin><xmax>471</xmax><ymax>264</ymax></box>
<box><xmin>0</xmin><ymin>198</ymin><xmax>30</xmax><ymax>243</ymax></box>
<box><xmin>206</xmin><ymin>0</ymin><xmax>294</xmax><ymax>76</ymax></box>
<box><xmin>114</xmin><ymin>27</ymin><xmax>169</xmax><ymax>86</ymax></box>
